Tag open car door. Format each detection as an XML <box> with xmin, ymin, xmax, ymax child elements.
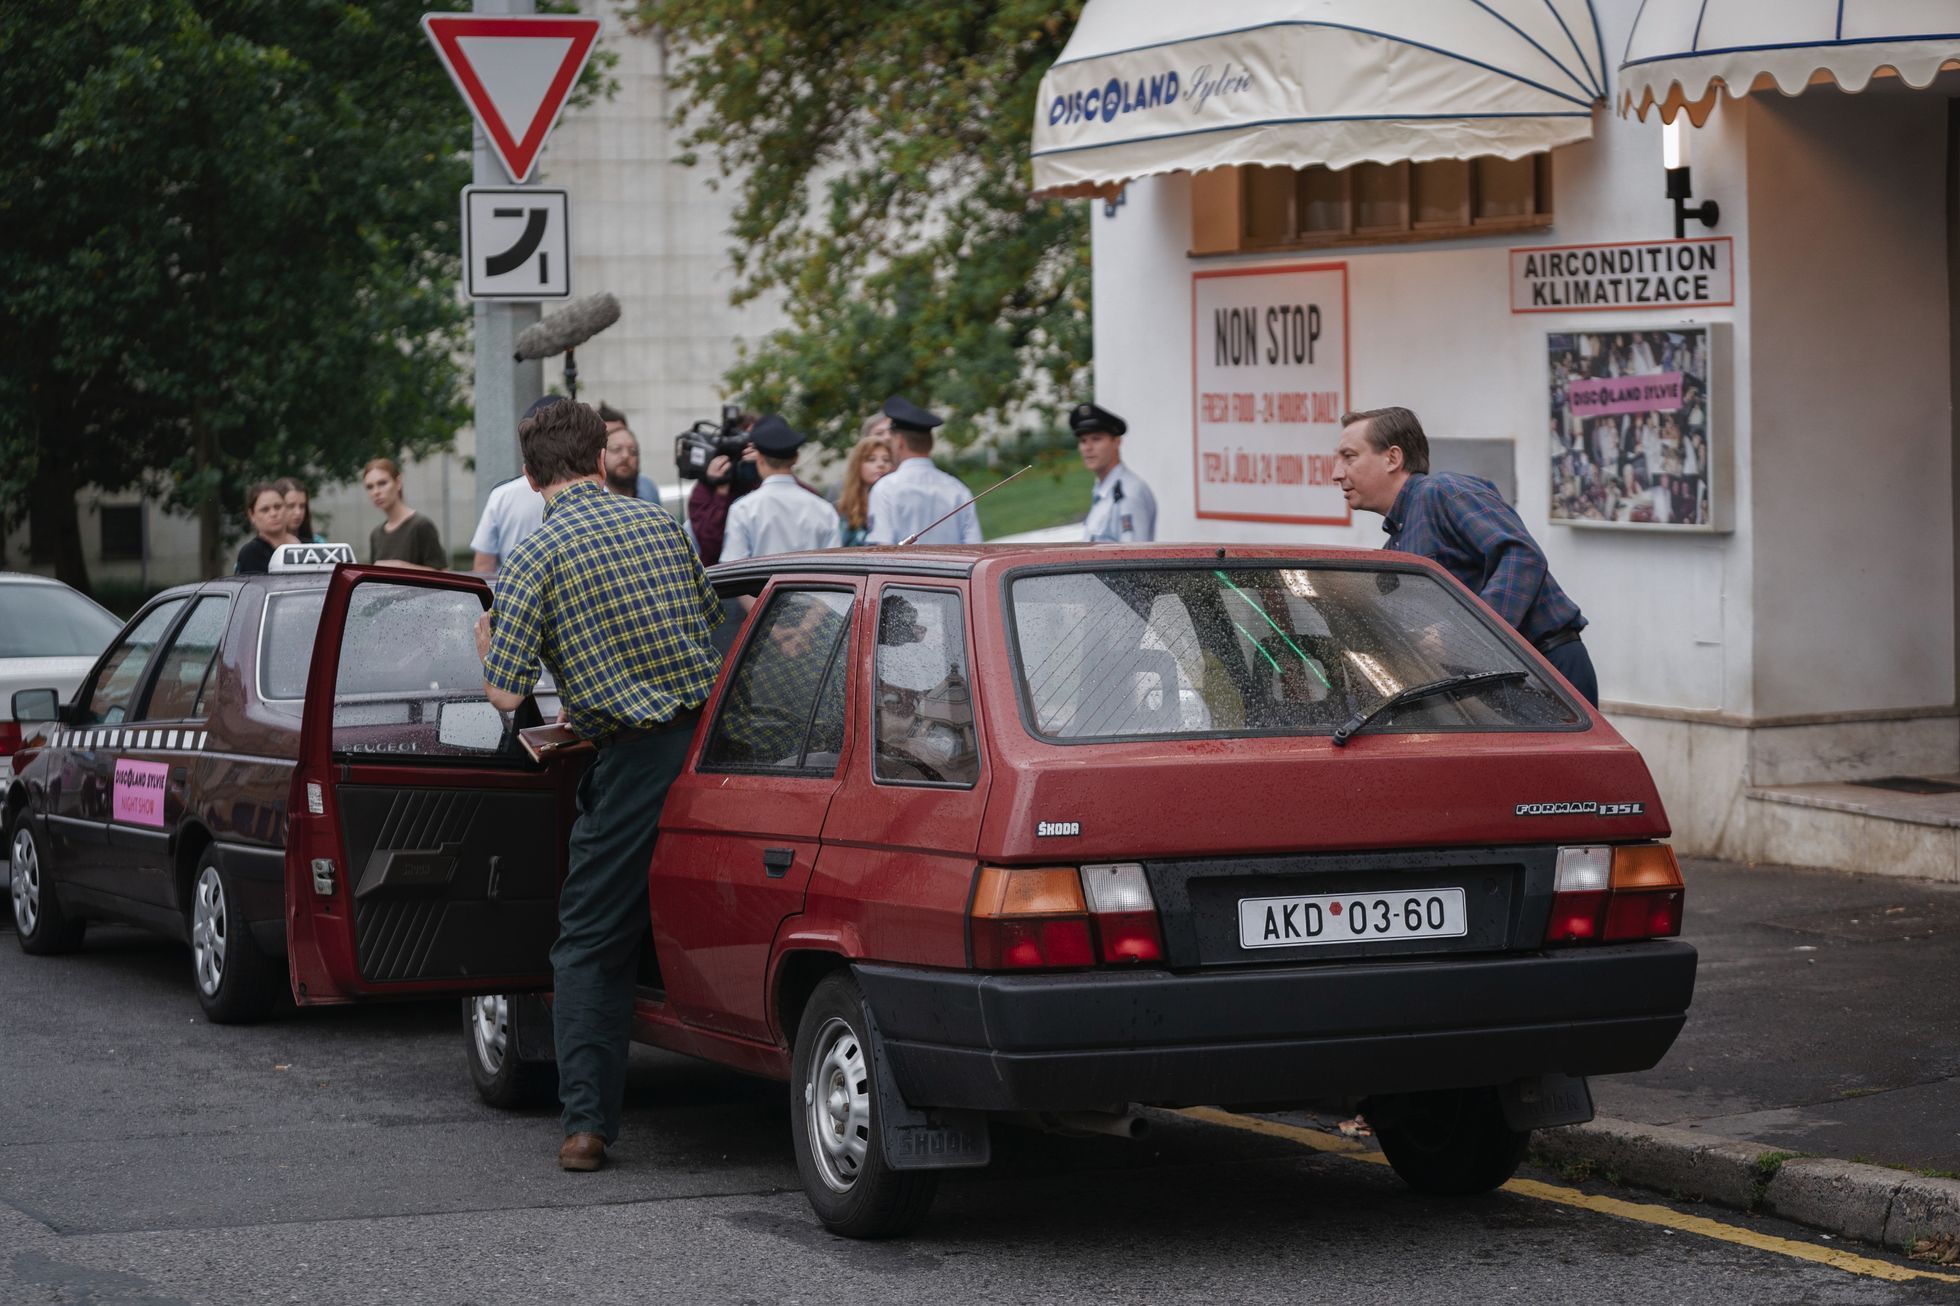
<box><xmin>284</xmin><ymin>565</ymin><xmax>571</xmax><ymax>1005</ymax></box>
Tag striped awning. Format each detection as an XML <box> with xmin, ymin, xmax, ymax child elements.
<box><xmin>1030</xmin><ymin>0</ymin><xmax>1608</xmax><ymax>198</ymax></box>
<box><xmin>1621</xmin><ymin>1</ymin><xmax>1960</xmax><ymax>124</ymax></box>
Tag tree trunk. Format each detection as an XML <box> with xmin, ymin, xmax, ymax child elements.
<box><xmin>194</xmin><ymin>417</ymin><xmax>223</xmax><ymax>579</ymax></box>
<box><xmin>27</xmin><ymin>457</ymin><xmax>91</xmax><ymax>595</ymax></box>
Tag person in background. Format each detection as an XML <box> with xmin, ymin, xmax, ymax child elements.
<box><xmin>475</xmin><ymin>399</ymin><xmax>722</xmax><ymax>1174</ymax></box>
<box><xmin>720</xmin><ymin>415</ymin><xmax>843</xmax><ymax>561</ymax></box>
<box><xmin>864</xmin><ymin>396</ymin><xmax>981</xmax><ymax>546</ymax></box>
<box><xmin>835</xmin><ymin>424</ymin><xmax>895</xmax><ymax>547</ymax></box>
<box><xmin>686</xmin><ymin>411</ymin><xmax>759</xmax><ymax>566</ymax></box>
<box><xmin>1073</xmin><ymin>402</ymin><xmax>1156</xmax><ymax>543</ymax></box>
<box><xmin>470</xmin><ymin>395</ymin><xmax>557</xmax><ymax>573</ymax></box>
<box><xmin>275</xmin><ymin>478</ymin><xmax>325</xmax><ymax>544</ymax></box>
<box><xmin>597</xmin><ymin>403</ymin><xmax>663</xmax><ymax>508</ymax></box>
<box><xmin>234</xmin><ymin>483</ymin><xmax>298</xmax><ymax>574</ymax></box>
<box><xmin>362</xmin><ymin>457</ymin><xmax>447</xmax><ymax>570</ymax></box>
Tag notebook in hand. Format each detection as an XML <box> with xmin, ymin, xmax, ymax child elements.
<box><xmin>517</xmin><ymin>723</ymin><xmax>596</xmax><ymax>763</ymax></box>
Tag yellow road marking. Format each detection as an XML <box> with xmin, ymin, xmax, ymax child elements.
<box><xmin>1179</xmin><ymin>1107</ymin><xmax>1960</xmax><ymax>1286</ymax></box>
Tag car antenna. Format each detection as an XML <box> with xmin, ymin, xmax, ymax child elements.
<box><xmin>899</xmin><ymin>465</ymin><xmax>1033</xmax><ymax>547</ymax></box>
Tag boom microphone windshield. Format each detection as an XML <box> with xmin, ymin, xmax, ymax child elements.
<box><xmin>513</xmin><ymin>292</ymin><xmax>621</xmax><ymax>361</ymax></box>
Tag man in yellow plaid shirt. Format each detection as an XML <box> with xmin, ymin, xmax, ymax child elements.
<box><xmin>476</xmin><ymin>397</ymin><xmax>723</xmax><ymax>1174</ymax></box>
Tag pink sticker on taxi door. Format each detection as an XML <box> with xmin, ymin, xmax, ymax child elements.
<box><xmin>112</xmin><ymin>758</ymin><xmax>170</xmax><ymax>828</ymax></box>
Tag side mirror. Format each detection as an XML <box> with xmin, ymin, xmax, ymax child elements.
<box><xmin>11</xmin><ymin>688</ymin><xmax>59</xmax><ymax>725</ymax></box>
<box><xmin>437</xmin><ymin>699</ymin><xmax>507</xmax><ymax>753</ymax></box>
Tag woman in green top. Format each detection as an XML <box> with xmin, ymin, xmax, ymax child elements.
<box><xmin>361</xmin><ymin>457</ymin><xmax>447</xmax><ymax>569</ymax></box>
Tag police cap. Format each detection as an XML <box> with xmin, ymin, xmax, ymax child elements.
<box><xmin>882</xmin><ymin>395</ymin><xmax>944</xmax><ymax>435</ymax></box>
<box><xmin>748</xmin><ymin>413</ymin><xmax>806</xmax><ymax>456</ymax></box>
<box><xmin>1069</xmin><ymin>402</ymin><xmax>1127</xmax><ymax>438</ymax></box>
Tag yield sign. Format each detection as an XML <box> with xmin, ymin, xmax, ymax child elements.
<box><xmin>421</xmin><ymin>13</ymin><xmax>600</xmax><ymax>184</ymax></box>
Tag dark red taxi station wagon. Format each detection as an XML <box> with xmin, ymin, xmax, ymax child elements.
<box><xmin>9</xmin><ymin>543</ymin><xmax>1696</xmax><ymax>1238</ymax></box>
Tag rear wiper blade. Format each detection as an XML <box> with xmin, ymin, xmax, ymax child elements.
<box><xmin>1330</xmin><ymin>670</ymin><xmax>1529</xmax><ymax>747</ymax></box>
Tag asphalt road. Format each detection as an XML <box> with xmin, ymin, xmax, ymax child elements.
<box><xmin>0</xmin><ymin>923</ymin><xmax>1952</xmax><ymax>1305</ymax></box>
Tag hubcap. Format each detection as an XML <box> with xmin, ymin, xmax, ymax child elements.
<box><xmin>471</xmin><ymin>994</ymin><xmax>509</xmax><ymax>1074</ymax></box>
<box><xmin>804</xmin><ymin>1015</ymin><xmax>871</xmax><ymax>1193</ymax></box>
<box><xmin>190</xmin><ymin>866</ymin><xmax>227</xmax><ymax>996</ymax></box>
<box><xmin>11</xmin><ymin>827</ymin><xmax>38</xmax><ymax>935</ymax></box>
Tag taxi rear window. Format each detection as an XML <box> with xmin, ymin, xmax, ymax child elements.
<box><xmin>1007</xmin><ymin>565</ymin><xmax>1583</xmax><ymax>742</ymax></box>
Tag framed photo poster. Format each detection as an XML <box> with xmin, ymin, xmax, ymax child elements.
<box><xmin>1547</xmin><ymin>323</ymin><xmax>1731</xmax><ymax>532</ymax></box>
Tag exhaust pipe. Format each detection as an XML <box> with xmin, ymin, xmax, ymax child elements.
<box><xmin>1010</xmin><ymin>1109</ymin><xmax>1151</xmax><ymax>1140</ymax></box>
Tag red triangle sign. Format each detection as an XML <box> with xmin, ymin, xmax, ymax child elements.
<box><xmin>422</xmin><ymin>13</ymin><xmax>600</xmax><ymax>184</ymax></box>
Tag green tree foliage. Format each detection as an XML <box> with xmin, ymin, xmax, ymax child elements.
<box><xmin>0</xmin><ymin>1</ymin><xmax>603</xmax><ymax>587</ymax></box>
<box><xmin>633</xmin><ymin>0</ymin><xmax>1089</xmax><ymax>451</ymax></box>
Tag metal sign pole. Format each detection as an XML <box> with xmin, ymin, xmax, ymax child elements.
<box><xmin>471</xmin><ymin>0</ymin><xmax>543</xmax><ymax>524</ymax></box>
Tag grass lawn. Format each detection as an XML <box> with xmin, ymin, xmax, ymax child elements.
<box><xmin>956</xmin><ymin>453</ymin><xmax>1092</xmax><ymax>539</ymax></box>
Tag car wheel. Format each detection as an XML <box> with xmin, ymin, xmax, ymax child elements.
<box><xmin>1374</xmin><ymin>1087</ymin><xmax>1530</xmax><ymax>1196</ymax></box>
<box><xmin>189</xmin><ymin>852</ymin><xmax>276</xmax><ymax>1024</ymax></box>
<box><xmin>463</xmin><ymin>994</ymin><xmax>558</xmax><ymax>1109</ymax></box>
<box><xmin>11</xmin><ymin>818</ymin><xmax>86</xmax><ymax>955</ymax></box>
<box><xmin>789</xmin><ymin>971</ymin><xmax>939</xmax><ymax>1238</ymax></box>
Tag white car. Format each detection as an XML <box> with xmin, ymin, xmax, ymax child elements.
<box><xmin>1</xmin><ymin>573</ymin><xmax>122</xmax><ymax>909</ymax></box>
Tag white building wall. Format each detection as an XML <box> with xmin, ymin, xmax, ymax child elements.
<box><xmin>1091</xmin><ymin>0</ymin><xmax>1958</xmax><ymax>864</ymax></box>
<box><xmin>1746</xmin><ymin>91</ymin><xmax>1953</xmax><ymax>718</ymax></box>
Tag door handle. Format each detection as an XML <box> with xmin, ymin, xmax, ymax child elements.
<box><xmin>762</xmin><ymin>848</ymin><xmax>794</xmax><ymax>879</ymax></box>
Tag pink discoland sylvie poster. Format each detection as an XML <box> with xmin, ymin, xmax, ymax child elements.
<box><xmin>112</xmin><ymin>758</ymin><xmax>169</xmax><ymax>828</ymax></box>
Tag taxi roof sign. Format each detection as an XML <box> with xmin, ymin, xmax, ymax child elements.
<box><xmin>269</xmin><ymin>543</ymin><xmax>356</xmax><ymax>573</ymax></box>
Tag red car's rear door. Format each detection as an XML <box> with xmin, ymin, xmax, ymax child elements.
<box><xmin>285</xmin><ymin>566</ymin><xmax>569</xmax><ymax>1005</ymax></box>
<box><xmin>650</xmin><ymin>580</ymin><xmax>859</xmax><ymax>1041</ymax></box>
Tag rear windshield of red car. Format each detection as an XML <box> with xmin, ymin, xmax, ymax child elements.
<box><xmin>1006</xmin><ymin>565</ymin><xmax>1584</xmax><ymax>742</ymax></box>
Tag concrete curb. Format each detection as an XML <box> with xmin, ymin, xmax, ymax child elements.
<box><xmin>1531</xmin><ymin>1118</ymin><xmax>1960</xmax><ymax>1254</ymax></box>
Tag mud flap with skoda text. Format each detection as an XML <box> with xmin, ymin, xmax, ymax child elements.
<box><xmin>1500</xmin><ymin>1073</ymin><xmax>1594</xmax><ymax>1130</ymax></box>
<box><xmin>862</xmin><ymin>1005</ymin><xmax>991</xmax><ymax>1171</ymax></box>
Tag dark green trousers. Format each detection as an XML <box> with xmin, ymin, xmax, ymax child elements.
<box><xmin>552</xmin><ymin>728</ymin><xmax>690</xmax><ymax>1142</ymax></box>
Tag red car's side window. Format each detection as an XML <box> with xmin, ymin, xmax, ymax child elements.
<box><xmin>873</xmin><ymin>587</ymin><xmax>979</xmax><ymax>788</ymax></box>
<box><xmin>699</xmin><ymin>589</ymin><xmax>852</xmax><ymax>775</ymax></box>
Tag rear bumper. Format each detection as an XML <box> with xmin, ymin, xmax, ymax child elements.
<box><xmin>857</xmin><ymin>941</ymin><xmax>1697</xmax><ymax>1112</ymax></box>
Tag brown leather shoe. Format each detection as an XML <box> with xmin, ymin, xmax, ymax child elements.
<box><xmin>559</xmin><ymin>1132</ymin><xmax>607</xmax><ymax>1172</ymax></box>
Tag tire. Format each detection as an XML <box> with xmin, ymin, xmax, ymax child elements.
<box><xmin>11</xmin><ymin>817</ymin><xmax>86</xmax><ymax>955</ymax></box>
<box><xmin>188</xmin><ymin>850</ymin><xmax>277</xmax><ymax>1024</ymax></box>
<box><xmin>1374</xmin><ymin>1087</ymin><xmax>1530</xmax><ymax>1196</ymax></box>
<box><xmin>789</xmin><ymin>971</ymin><xmax>939</xmax><ymax>1239</ymax></box>
<box><xmin>463</xmin><ymin>994</ymin><xmax>558</xmax><ymax>1109</ymax></box>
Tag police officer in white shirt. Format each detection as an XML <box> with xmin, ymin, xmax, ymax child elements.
<box><xmin>720</xmin><ymin>414</ymin><xmax>844</xmax><ymax>561</ymax></box>
<box><xmin>469</xmin><ymin>395</ymin><xmax>555</xmax><ymax>571</ymax></box>
<box><xmin>865</xmin><ymin>396</ymin><xmax>983</xmax><ymax>546</ymax></box>
<box><xmin>1074</xmin><ymin>402</ymin><xmax>1156</xmax><ymax>543</ymax></box>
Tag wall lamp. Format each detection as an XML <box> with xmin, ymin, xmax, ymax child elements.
<box><xmin>1664</xmin><ymin>117</ymin><xmax>1719</xmax><ymax>240</ymax></box>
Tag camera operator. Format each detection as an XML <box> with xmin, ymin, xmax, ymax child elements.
<box><xmin>681</xmin><ymin>409</ymin><xmax>759</xmax><ymax>566</ymax></box>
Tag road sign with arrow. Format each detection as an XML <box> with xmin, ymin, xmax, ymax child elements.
<box><xmin>463</xmin><ymin>186</ymin><xmax>570</xmax><ymax>300</ymax></box>
<box><xmin>422</xmin><ymin>13</ymin><xmax>600</xmax><ymax>184</ymax></box>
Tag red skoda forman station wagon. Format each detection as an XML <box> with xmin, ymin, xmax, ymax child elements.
<box><xmin>266</xmin><ymin>545</ymin><xmax>1695</xmax><ymax>1238</ymax></box>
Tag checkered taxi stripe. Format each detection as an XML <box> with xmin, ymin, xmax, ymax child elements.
<box><xmin>42</xmin><ymin>728</ymin><xmax>211</xmax><ymax>753</ymax></box>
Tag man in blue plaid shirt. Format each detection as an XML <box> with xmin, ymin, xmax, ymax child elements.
<box><xmin>1331</xmin><ymin>406</ymin><xmax>1598</xmax><ymax>706</ymax></box>
<box><xmin>474</xmin><ymin>397</ymin><xmax>723</xmax><ymax>1173</ymax></box>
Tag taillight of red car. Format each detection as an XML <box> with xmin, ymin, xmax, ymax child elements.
<box><xmin>1543</xmin><ymin>843</ymin><xmax>1684</xmax><ymax>945</ymax></box>
<box><xmin>0</xmin><ymin>720</ymin><xmax>21</xmax><ymax>762</ymax></box>
<box><xmin>968</xmin><ymin>864</ymin><xmax>1164</xmax><ymax>971</ymax></box>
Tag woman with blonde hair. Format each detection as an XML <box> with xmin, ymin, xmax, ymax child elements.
<box><xmin>836</xmin><ymin>419</ymin><xmax>895</xmax><ymax>547</ymax></box>
<box><xmin>362</xmin><ymin>457</ymin><xmax>447</xmax><ymax>569</ymax></box>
